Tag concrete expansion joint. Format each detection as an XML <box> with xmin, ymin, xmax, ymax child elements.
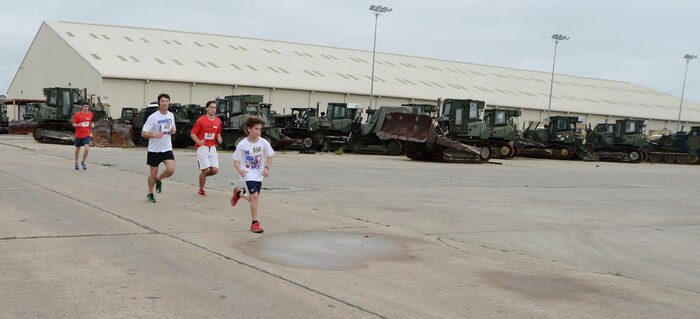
<box><xmin>0</xmin><ymin>232</ymin><xmax>148</xmax><ymax>241</ymax></box>
<box><xmin>161</xmin><ymin>232</ymin><xmax>390</xmax><ymax>319</ymax></box>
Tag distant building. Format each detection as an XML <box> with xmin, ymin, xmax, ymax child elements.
<box><xmin>7</xmin><ymin>20</ymin><xmax>700</xmax><ymax>131</ymax></box>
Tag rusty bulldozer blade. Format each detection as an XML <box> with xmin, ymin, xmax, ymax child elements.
<box><xmin>379</xmin><ymin>112</ymin><xmax>485</xmax><ymax>162</ymax></box>
<box><xmin>92</xmin><ymin>119</ymin><xmax>135</xmax><ymax>147</ymax></box>
<box><xmin>377</xmin><ymin>112</ymin><xmax>435</xmax><ymax>142</ymax></box>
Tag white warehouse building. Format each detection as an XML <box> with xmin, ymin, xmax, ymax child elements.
<box><xmin>7</xmin><ymin>20</ymin><xmax>700</xmax><ymax>131</ymax></box>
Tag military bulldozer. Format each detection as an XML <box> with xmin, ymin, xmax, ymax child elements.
<box><xmin>32</xmin><ymin>87</ymin><xmax>111</xmax><ymax>144</ymax></box>
<box><xmin>380</xmin><ymin>98</ymin><xmax>516</xmax><ymax>160</ymax></box>
<box><xmin>347</xmin><ymin>106</ymin><xmax>411</xmax><ymax>155</ymax></box>
<box><xmin>5</xmin><ymin>99</ymin><xmax>41</xmax><ymax>135</ymax></box>
<box><xmin>271</xmin><ymin>107</ymin><xmax>318</xmax><ymax>152</ymax></box>
<box><xmin>215</xmin><ymin>95</ymin><xmax>293</xmax><ymax>151</ymax></box>
<box><xmin>516</xmin><ymin>116</ymin><xmax>598</xmax><ymax>161</ymax></box>
<box><xmin>378</xmin><ymin>100</ymin><xmax>489</xmax><ymax>163</ymax></box>
<box><xmin>645</xmin><ymin>126</ymin><xmax>700</xmax><ymax>164</ymax></box>
<box><xmin>585</xmin><ymin>119</ymin><xmax>648</xmax><ymax>163</ymax></box>
<box><xmin>273</xmin><ymin>102</ymin><xmax>365</xmax><ymax>152</ymax></box>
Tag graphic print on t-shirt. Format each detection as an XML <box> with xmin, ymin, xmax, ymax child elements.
<box><xmin>244</xmin><ymin>146</ymin><xmax>263</xmax><ymax>170</ymax></box>
<box><xmin>158</xmin><ymin>119</ymin><xmax>172</xmax><ymax>134</ymax></box>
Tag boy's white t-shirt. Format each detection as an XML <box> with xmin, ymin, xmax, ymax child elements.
<box><xmin>232</xmin><ymin>137</ymin><xmax>275</xmax><ymax>182</ymax></box>
<box><xmin>143</xmin><ymin>111</ymin><xmax>176</xmax><ymax>152</ymax></box>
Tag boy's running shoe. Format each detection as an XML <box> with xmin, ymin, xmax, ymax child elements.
<box><xmin>197</xmin><ymin>189</ymin><xmax>206</xmax><ymax>197</ymax></box>
<box><xmin>75</xmin><ymin>163</ymin><xmax>79</xmax><ymax>171</ymax></box>
<box><xmin>146</xmin><ymin>193</ymin><xmax>156</xmax><ymax>203</ymax></box>
<box><xmin>231</xmin><ymin>187</ymin><xmax>242</xmax><ymax>206</ymax></box>
<box><xmin>81</xmin><ymin>162</ymin><xmax>87</xmax><ymax>170</ymax></box>
<box><xmin>155</xmin><ymin>179</ymin><xmax>162</xmax><ymax>193</ymax></box>
<box><xmin>250</xmin><ymin>221</ymin><xmax>264</xmax><ymax>233</ymax></box>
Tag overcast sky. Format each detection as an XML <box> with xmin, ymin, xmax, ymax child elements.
<box><xmin>1</xmin><ymin>0</ymin><xmax>698</xmax><ymax>103</ymax></box>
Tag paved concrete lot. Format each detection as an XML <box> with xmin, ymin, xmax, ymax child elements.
<box><xmin>1</xmin><ymin>135</ymin><xmax>698</xmax><ymax>318</ymax></box>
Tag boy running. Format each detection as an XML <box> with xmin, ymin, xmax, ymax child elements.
<box><xmin>190</xmin><ymin>101</ymin><xmax>223</xmax><ymax>196</ymax></box>
<box><xmin>72</xmin><ymin>101</ymin><xmax>95</xmax><ymax>170</ymax></box>
<box><xmin>231</xmin><ymin>116</ymin><xmax>275</xmax><ymax>233</ymax></box>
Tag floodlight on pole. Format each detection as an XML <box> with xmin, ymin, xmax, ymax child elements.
<box><xmin>546</xmin><ymin>33</ymin><xmax>570</xmax><ymax>120</ymax></box>
<box><xmin>368</xmin><ymin>5</ymin><xmax>392</xmax><ymax>109</ymax></box>
<box><xmin>676</xmin><ymin>53</ymin><xmax>697</xmax><ymax>132</ymax></box>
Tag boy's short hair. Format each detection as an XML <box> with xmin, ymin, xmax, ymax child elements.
<box><xmin>244</xmin><ymin>116</ymin><xmax>265</xmax><ymax>134</ymax></box>
<box><xmin>157</xmin><ymin>93</ymin><xmax>170</xmax><ymax>103</ymax></box>
<box><xmin>80</xmin><ymin>101</ymin><xmax>89</xmax><ymax>106</ymax></box>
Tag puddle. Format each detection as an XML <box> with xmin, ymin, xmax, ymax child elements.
<box><xmin>239</xmin><ymin>231</ymin><xmax>410</xmax><ymax>270</ymax></box>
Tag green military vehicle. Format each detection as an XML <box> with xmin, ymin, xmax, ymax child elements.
<box><xmin>347</xmin><ymin>106</ymin><xmax>412</xmax><ymax>155</ymax></box>
<box><xmin>32</xmin><ymin>87</ymin><xmax>108</xmax><ymax>144</ymax></box>
<box><xmin>170</xmin><ymin>103</ymin><xmax>204</xmax><ymax>147</ymax></box>
<box><xmin>272</xmin><ymin>107</ymin><xmax>318</xmax><ymax>152</ymax></box>
<box><xmin>483</xmin><ymin>108</ymin><xmax>522</xmax><ymax>158</ymax></box>
<box><xmin>516</xmin><ymin>116</ymin><xmax>598</xmax><ymax>161</ymax></box>
<box><xmin>215</xmin><ymin>95</ymin><xmax>292</xmax><ymax>151</ymax></box>
<box><xmin>129</xmin><ymin>103</ymin><xmax>202</xmax><ymax>147</ymax></box>
<box><xmin>426</xmin><ymin>98</ymin><xmax>519</xmax><ymax>159</ymax></box>
<box><xmin>377</xmin><ymin>100</ymin><xmax>489</xmax><ymax>163</ymax></box>
<box><xmin>585</xmin><ymin>119</ymin><xmax>648</xmax><ymax>163</ymax></box>
<box><xmin>274</xmin><ymin>102</ymin><xmax>364</xmax><ymax>152</ymax></box>
<box><xmin>645</xmin><ymin>126</ymin><xmax>700</xmax><ymax>164</ymax></box>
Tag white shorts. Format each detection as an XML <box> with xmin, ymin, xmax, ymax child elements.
<box><xmin>196</xmin><ymin>146</ymin><xmax>219</xmax><ymax>170</ymax></box>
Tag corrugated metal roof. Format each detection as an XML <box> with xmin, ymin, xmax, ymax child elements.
<box><xmin>47</xmin><ymin>20</ymin><xmax>700</xmax><ymax>121</ymax></box>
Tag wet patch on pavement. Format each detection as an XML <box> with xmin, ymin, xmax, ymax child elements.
<box><xmin>478</xmin><ymin>271</ymin><xmax>603</xmax><ymax>302</ymax></box>
<box><xmin>239</xmin><ymin>231</ymin><xmax>412</xmax><ymax>270</ymax></box>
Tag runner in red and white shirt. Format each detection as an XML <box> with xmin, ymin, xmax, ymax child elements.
<box><xmin>190</xmin><ymin>100</ymin><xmax>223</xmax><ymax>196</ymax></box>
<box><xmin>72</xmin><ymin>101</ymin><xmax>95</xmax><ymax>171</ymax></box>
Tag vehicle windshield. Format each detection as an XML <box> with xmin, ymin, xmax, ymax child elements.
<box><xmin>216</xmin><ymin>100</ymin><xmax>227</xmax><ymax>113</ymax></box>
<box><xmin>494</xmin><ymin>111</ymin><xmax>506</xmax><ymax>125</ymax></box>
<box><xmin>468</xmin><ymin>101</ymin><xmax>479</xmax><ymax>120</ymax></box>
<box><xmin>442</xmin><ymin>101</ymin><xmax>452</xmax><ymax>116</ymax></box>
<box><xmin>624</xmin><ymin>121</ymin><xmax>637</xmax><ymax>133</ymax></box>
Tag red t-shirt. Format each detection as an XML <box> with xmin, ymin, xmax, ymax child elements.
<box><xmin>73</xmin><ymin>111</ymin><xmax>94</xmax><ymax>138</ymax></box>
<box><xmin>191</xmin><ymin>115</ymin><xmax>222</xmax><ymax>149</ymax></box>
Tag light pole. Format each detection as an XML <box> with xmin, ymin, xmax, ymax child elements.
<box><xmin>547</xmin><ymin>33</ymin><xmax>570</xmax><ymax>120</ymax></box>
<box><xmin>676</xmin><ymin>53</ymin><xmax>697</xmax><ymax>132</ymax></box>
<box><xmin>368</xmin><ymin>5</ymin><xmax>392</xmax><ymax>109</ymax></box>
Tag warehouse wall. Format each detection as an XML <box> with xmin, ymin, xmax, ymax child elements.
<box><xmin>95</xmin><ymin>77</ymin><xmax>700</xmax><ymax>131</ymax></box>
<box><xmin>7</xmin><ymin>23</ymin><xmax>102</xmax><ymax>103</ymax></box>
<box><xmin>102</xmin><ymin>78</ymin><xmax>145</xmax><ymax>117</ymax></box>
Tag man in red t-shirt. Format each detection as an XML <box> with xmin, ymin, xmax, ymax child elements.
<box><xmin>190</xmin><ymin>100</ymin><xmax>223</xmax><ymax>196</ymax></box>
<box><xmin>72</xmin><ymin>101</ymin><xmax>95</xmax><ymax>170</ymax></box>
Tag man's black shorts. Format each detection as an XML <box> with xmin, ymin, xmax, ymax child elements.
<box><xmin>147</xmin><ymin>151</ymin><xmax>175</xmax><ymax>167</ymax></box>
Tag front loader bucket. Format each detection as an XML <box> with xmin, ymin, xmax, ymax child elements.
<box><xmin>92</xmin><ymin>119</ymin><xmax>135</xmax><ymax>147</ymax></box>
<box><xmin>378</xmin><ymin>113</ymin><xmax>435</xmax><ymax>143</ymax></box>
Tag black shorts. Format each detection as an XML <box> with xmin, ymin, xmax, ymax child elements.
<box><xmin>147</xmin><ymin>151</ymin><xmax>175</xmax><ymax>167</ymax></box>
<box><xmin>74</xmin><ymin>137</ymin><xmax>92</xmax><ymax>147</ymax></box>
<box><xmin>245</xmin><ymin>181</ymin><xmax>263</xmax><ymax>194</ymax></box>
